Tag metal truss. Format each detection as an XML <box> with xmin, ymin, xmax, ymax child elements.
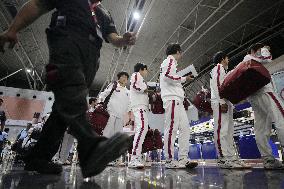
<box><xmin>149</xmin><ymin>0</ymin><xmax>244</xmax><ymax>82</ymax></box>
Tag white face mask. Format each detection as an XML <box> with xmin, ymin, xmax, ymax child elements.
<box><xmin>255</xmin><ymin>47</ymin><xmax>272</xmax><ymax>63</ymax></box>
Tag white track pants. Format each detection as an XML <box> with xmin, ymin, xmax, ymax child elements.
<box><xmin>212</xmin><ymin>102</ymin><xmax>236</xmax><ymax>159</ymax></box>
<box><xmin>164</xmin><ymin>100</ymin><xmax>190</xmax><ymax>160</ymax></box>
<box><xmin>132</xmin><ymin>107</ymin><xmax>149</xmax><ymax>156</ymax></box>
<box><xmin>103</xmin><ymin>115</ymin><xmax>123</xmax><ymax>138</ymax></box>
<box><xmin>249</xmin><ymin>91</ymin><xmax>284</xmax><ymax>158</ymax></box>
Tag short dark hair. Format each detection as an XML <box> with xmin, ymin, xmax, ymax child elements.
<box><xmin>0</xmin><ymin>99</ymin><xmax>3</xmax><ymax>103</ymax></box>
<box><xmin>248</xmin><ymin>43</ymin><xmax>265</xmax><ymax>54</ymax></box>
<box><xmin>89</xmin><ymin>98</ymin><xmax>97</xmax><ymax>105</ymax></box>
<box><xmin>213</xmin><ymin>51</ymin><xmax>228</xmax><ymax>64</ymax></box>
<box><xmin>27</xmin><ymin>123</ymin><xmax>32</xmax><ymax>127</ymax></box>
<box><xmin>134</xmin><ymin>63</ymin><xmax>147</xmax><ymax>72</ymax></box>
<box><xmin>117</xmin><ymin>71</ymin><xmax>129</xmax><ymax>79</ymax></box>
<box><xmin>166</xmin><ymin>43</ymin><xmax>182</xmax><ymax>56</ymax></box>
<box><xmin>4</xmin><ymin>128</ymin><xmax>9</xmax><ymax>132</ymax></box>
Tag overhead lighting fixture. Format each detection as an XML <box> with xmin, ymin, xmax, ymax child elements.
<box><xmin>26</xmin><ymin>68</ymin><xmax>32</xmax><ymax>73</ymax></box>
<box><xmin>133</xmin><ymin>11</ymin><xmax>140</xmax><ymax>20</ymax></box>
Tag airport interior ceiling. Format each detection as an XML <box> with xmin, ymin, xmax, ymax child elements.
<box><xmin>0</xmin><ymin>0</ymin><xmax>284</xmax><ymax>100</ymax></box>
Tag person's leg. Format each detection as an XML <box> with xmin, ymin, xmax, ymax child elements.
<box><xmin>177</xmin><ymin>101</ymin><xmax>198</xmax><ymax>168</ymax></box>
<box><xmin>129</xmin><ymin>108</ymin><xmax>148</xmax><ymax>168</ymax></box>
<box><xmin>25</xmin><ymin>32</ymin><xmax>130</xmax><ymax>177</ymax></box>
<box><xmin>266</xmin><ymin>92</ymin><xmax>284</xmax><ymax>148</ymax></box>
<box><xmin>103</xmin><ymin>115</ymin><xmax>116</xmax><ymax>138</ymax></box>
<box><xmin>114</xmin><ymin>117</ymin><xmax>124</xmax><ymax>134</ymax></box>
<box><xmin>131</xmin><ymin>109</ymin><xmax>148</xmax><ymax>156</ymax></box>
<box><xmin>212</xmin><ymin>102</ymin><xmax>244</xmax><ymax>168</ymax></box>
<box><xmin>163</xmin><ymin>100</ymin><xmax>178</xmax><ymax>161</ymax></box>
<box><xmin>224</xmin><ymin>103</ymin><xmax>238</xmax><ymax>159</ymax></box>
<box><xmin>250</xmin><ymin>96</ymin><xmax>273</xmax><ymax>159</ymax></box>
<box><xmin>177</xmin><ymin>102</ymin><xmax>190</xmax><ymax>158</ymax></box>
<box><xmin>212</xmin><ymin>102</ymin><xmax>226</xmax><ymax>159</ymax></box>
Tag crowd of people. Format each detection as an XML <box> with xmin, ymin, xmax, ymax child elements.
<box><xmin>0</xmin><ymin>0</ymin><xmax>283</xmax><ymax>181</ymax></box>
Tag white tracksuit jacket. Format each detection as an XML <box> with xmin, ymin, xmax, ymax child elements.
<box><xmin>160</xmin><ymin>55</ymin><xmax>190</xmax><ymax>160</ymax></box>
<box><xmin>130</xmin><ymin>72</ymin><xmax>149</xmax><ymax>156</ymax></box>
<box><xmin>160</xmin><ymin>55</ymin><xmax>186</xmax><ymax>102</ymax></box>
<box><xmin>242</xmin><ymin>54</ymin><xmax>284</xmax><ymax>159</ymax></box>
<box><xmin>210</xmin><ymin>64</ymin><xmax>236</xmax><ymax>159</ymax></box>
<box><xmin>98</xmin><ymin>82</ymin><xmax>130</xmax><ymax>137</ymax></box>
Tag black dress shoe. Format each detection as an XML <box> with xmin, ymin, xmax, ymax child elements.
<box><xmin>80</xmin><ymin>133</ymin><xmax>130</xmax><ymax>178</ymax></box>
<box><xmin>24</xmin><ymin>159</ymin><xmax>63</xmax><ymax>174</ymax></box>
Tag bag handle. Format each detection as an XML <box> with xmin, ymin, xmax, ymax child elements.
<box><xmin>103</xmin><ymin>81</ymin><xmax>118</xmax><ymax>109</ymax></box>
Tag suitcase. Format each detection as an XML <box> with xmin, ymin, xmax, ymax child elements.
<box><xmin>193</xmin><ymin>90</ymin><xmax>213</xmax><ymax>113</ymax></box>
<box><xmin>220</xmin><ymin>60</ymin><xmax>271</xmax><ymax>104</ymax></box>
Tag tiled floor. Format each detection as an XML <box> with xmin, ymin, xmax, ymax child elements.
<box><xmin>0</xmin><ymin>162</ymin><xmax>284</xmax><ymax>189</ymax></box>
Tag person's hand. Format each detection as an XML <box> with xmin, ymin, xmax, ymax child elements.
<box><xmin>220</xmin><ymin>103</ymin><xmax>228</xmax><ymax>113</ymax></box>
<box><xmin>0</xmin><ymin>30</ymin><xmax>18</xmax><ymax>53</ymax></box>
<box><xmin>122</xmin><ymin>32</ymin><xmax>136</xmax><ymax>46</ymax></box>
<box><xmin>186</xmin><ymin>74</ymin><xmax>194</xmax><ymax>82</ymax></box>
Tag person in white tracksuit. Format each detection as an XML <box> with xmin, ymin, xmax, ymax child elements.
<box><xmin>242</xmin><ymin>43</ymin><xmax>284</xmax><ymax>169</ymax></box>
<box><xmin>160</xmin><ymin>43</ymin><xmax>198</xmax><ymax>169</ymax></box>
<box><xmin>210</xmin><ymin>51</ymin><xmax>250</xmax><ymax>169</ymax></box>
<box><xmin>98</xmin><ymin>71</ymin><xmax>131</xmax><ymax>138</ymax></box>
<box><xmin>128</xmin><ymin>63</ymin><xmax>149</xmax><ymax>169</ymax></box>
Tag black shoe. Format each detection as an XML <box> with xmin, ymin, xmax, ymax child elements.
<box><xmin>80</xmin><ymin>133</ymin><xmax>130</xmax><ymax>178</ymax></box>
<box><xmin>24</xmin><ymin>159</ymin><xmax>63</xmax><ymax>174</ymax></box>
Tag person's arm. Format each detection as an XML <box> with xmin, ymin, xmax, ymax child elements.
<box><xmin>98</xmin><ymin>83</ymin><xmax>114</xmax><ymax>102</ymax></box>
<box><xmin>211</xmin><ymin>65</ymin><xmax>229</xmax><ymax>113</ymax></box>
<box><xmin>96</xmin><ymin>4</ymin><xmax>136</xmax><ymax>47</ymax></box>
<box><xmin>0</xmin><ymin>0</ymin><xmax>55</xmax><ymax>52</ymax></box>
<box><xmin>163</xmin><ymin>58</ymin><xmax>187</xmax><ymax>84</ymax></box>
<box><xmin>107</xmin><ymin>32</ymin><xmax>136</xmax><ymax>47</ymax></box>
<box><xmin>132</xmin><ymin>73</ymin><xmax>147</xmax><ymax>93</ymax></box>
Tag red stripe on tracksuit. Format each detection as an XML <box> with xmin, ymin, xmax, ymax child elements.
<box><xmin>267</xmin><ymin>92</ymin><xmax>284</xmax><ymax>117</ymax></box>
<box><xmin>216</xmin><ymin>65</ymin><xmax>223</xmax><ymax>157</ymax></box>
<box><xmin>168</xmin><ymin>100</ymin><xmax>175</xmax><ymax>159</ymax></box>
<box><xmin>165</xmin><ymin>59</ymin><xmax>182</xmax><ymax>81</ymax></box>
<box><xmin>133</xmin><ymin>109</ymin><xmax>145</xmax><ymax>155</ymax></box>
<box><xmin>133</xmin><ymin>73</ymin><xmax>141</xmax><ymax>91</ymax></box>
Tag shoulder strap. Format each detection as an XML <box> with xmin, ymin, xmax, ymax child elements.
<box><xmin>103</xmin><ymin>81</ymin><xmax>118</xmax><ymax>108</ymax></box>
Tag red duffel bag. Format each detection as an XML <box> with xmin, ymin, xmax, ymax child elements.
<box><xmin>87</xmin><ymin>82</ymin><xmax>117</xmax><ymax>135</ymax></box>
<box><xmin>87</xmin><ymin>105</ymin><xmax>110</xmax><ymax>135</ymax></box>
<box><xmin>150</xmin><ymin>93</ymin><xmax>165</xmax><ymax>114</ymax></box>
<box><xmin>219</xmin><ymin>60</ymin><xmax>271</xmax><ymax>104</ymax></box>
<box><xmin>128</xmin><ymin>128</ymin><xmax>163</xmax><ymax>153</ymax></box>
<box><xmin>193</xmin><ymin>89</ymin><xmax>213</xmax><ymax>114</ymax></box>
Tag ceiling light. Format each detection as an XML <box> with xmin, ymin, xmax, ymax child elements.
<box><xmin>26</xmin><ymin>68</ymin><xmax>32</xmax><ymax>73</ymax></box>
<box><xmin>133</xmin><ymin>11</ymin><xmax>140</xmax><ymax>20</ymax></box>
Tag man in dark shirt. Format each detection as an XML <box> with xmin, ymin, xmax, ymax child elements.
<box><xmin>0</xmin><ymin>0</ymin><xmax>136</xmax><ymax>178</ymax></box>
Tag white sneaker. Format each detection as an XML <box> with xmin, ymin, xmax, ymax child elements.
<box><xmin>144</xmin><ymin>161</ymin><xmax>152</xmax><ymax>167</ymax></box>
<box><xmin>108</xmin><ymin>159</ymin><xmax>126</xmax><ymax>167</ymax></box>
<box><xmin>128</xmin><ymin>156</ymin><xmax>144</xmax><ymax>169</ymax></box>
<box><xmin>235</xmin><ymin>160</ymin><xmax>251</xmax><ymax>169</ymax></box>
<box><xmin>165</xmin><ymin>160</ymin><xmax>179</xmax><ymax>169</ymax></box>
<box><xmin>263</xmin><ymin>157</ymin><xmax>284</xmax><ymax>170</ymax></box>
<box><xmin>217</xmin><ymin>158</ymin><xmax>250</xmax><ymax>169</ymax></box>
<box><xmin>178</xmin><ymin>158</ymin><xmax>198</xmax><ymax>169</ymax></box>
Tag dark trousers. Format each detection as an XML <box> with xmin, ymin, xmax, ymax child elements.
<box><xmin>25</xmin><ymin>28</ymin><xmax>105</xmax><ymax>164</ymax></box>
